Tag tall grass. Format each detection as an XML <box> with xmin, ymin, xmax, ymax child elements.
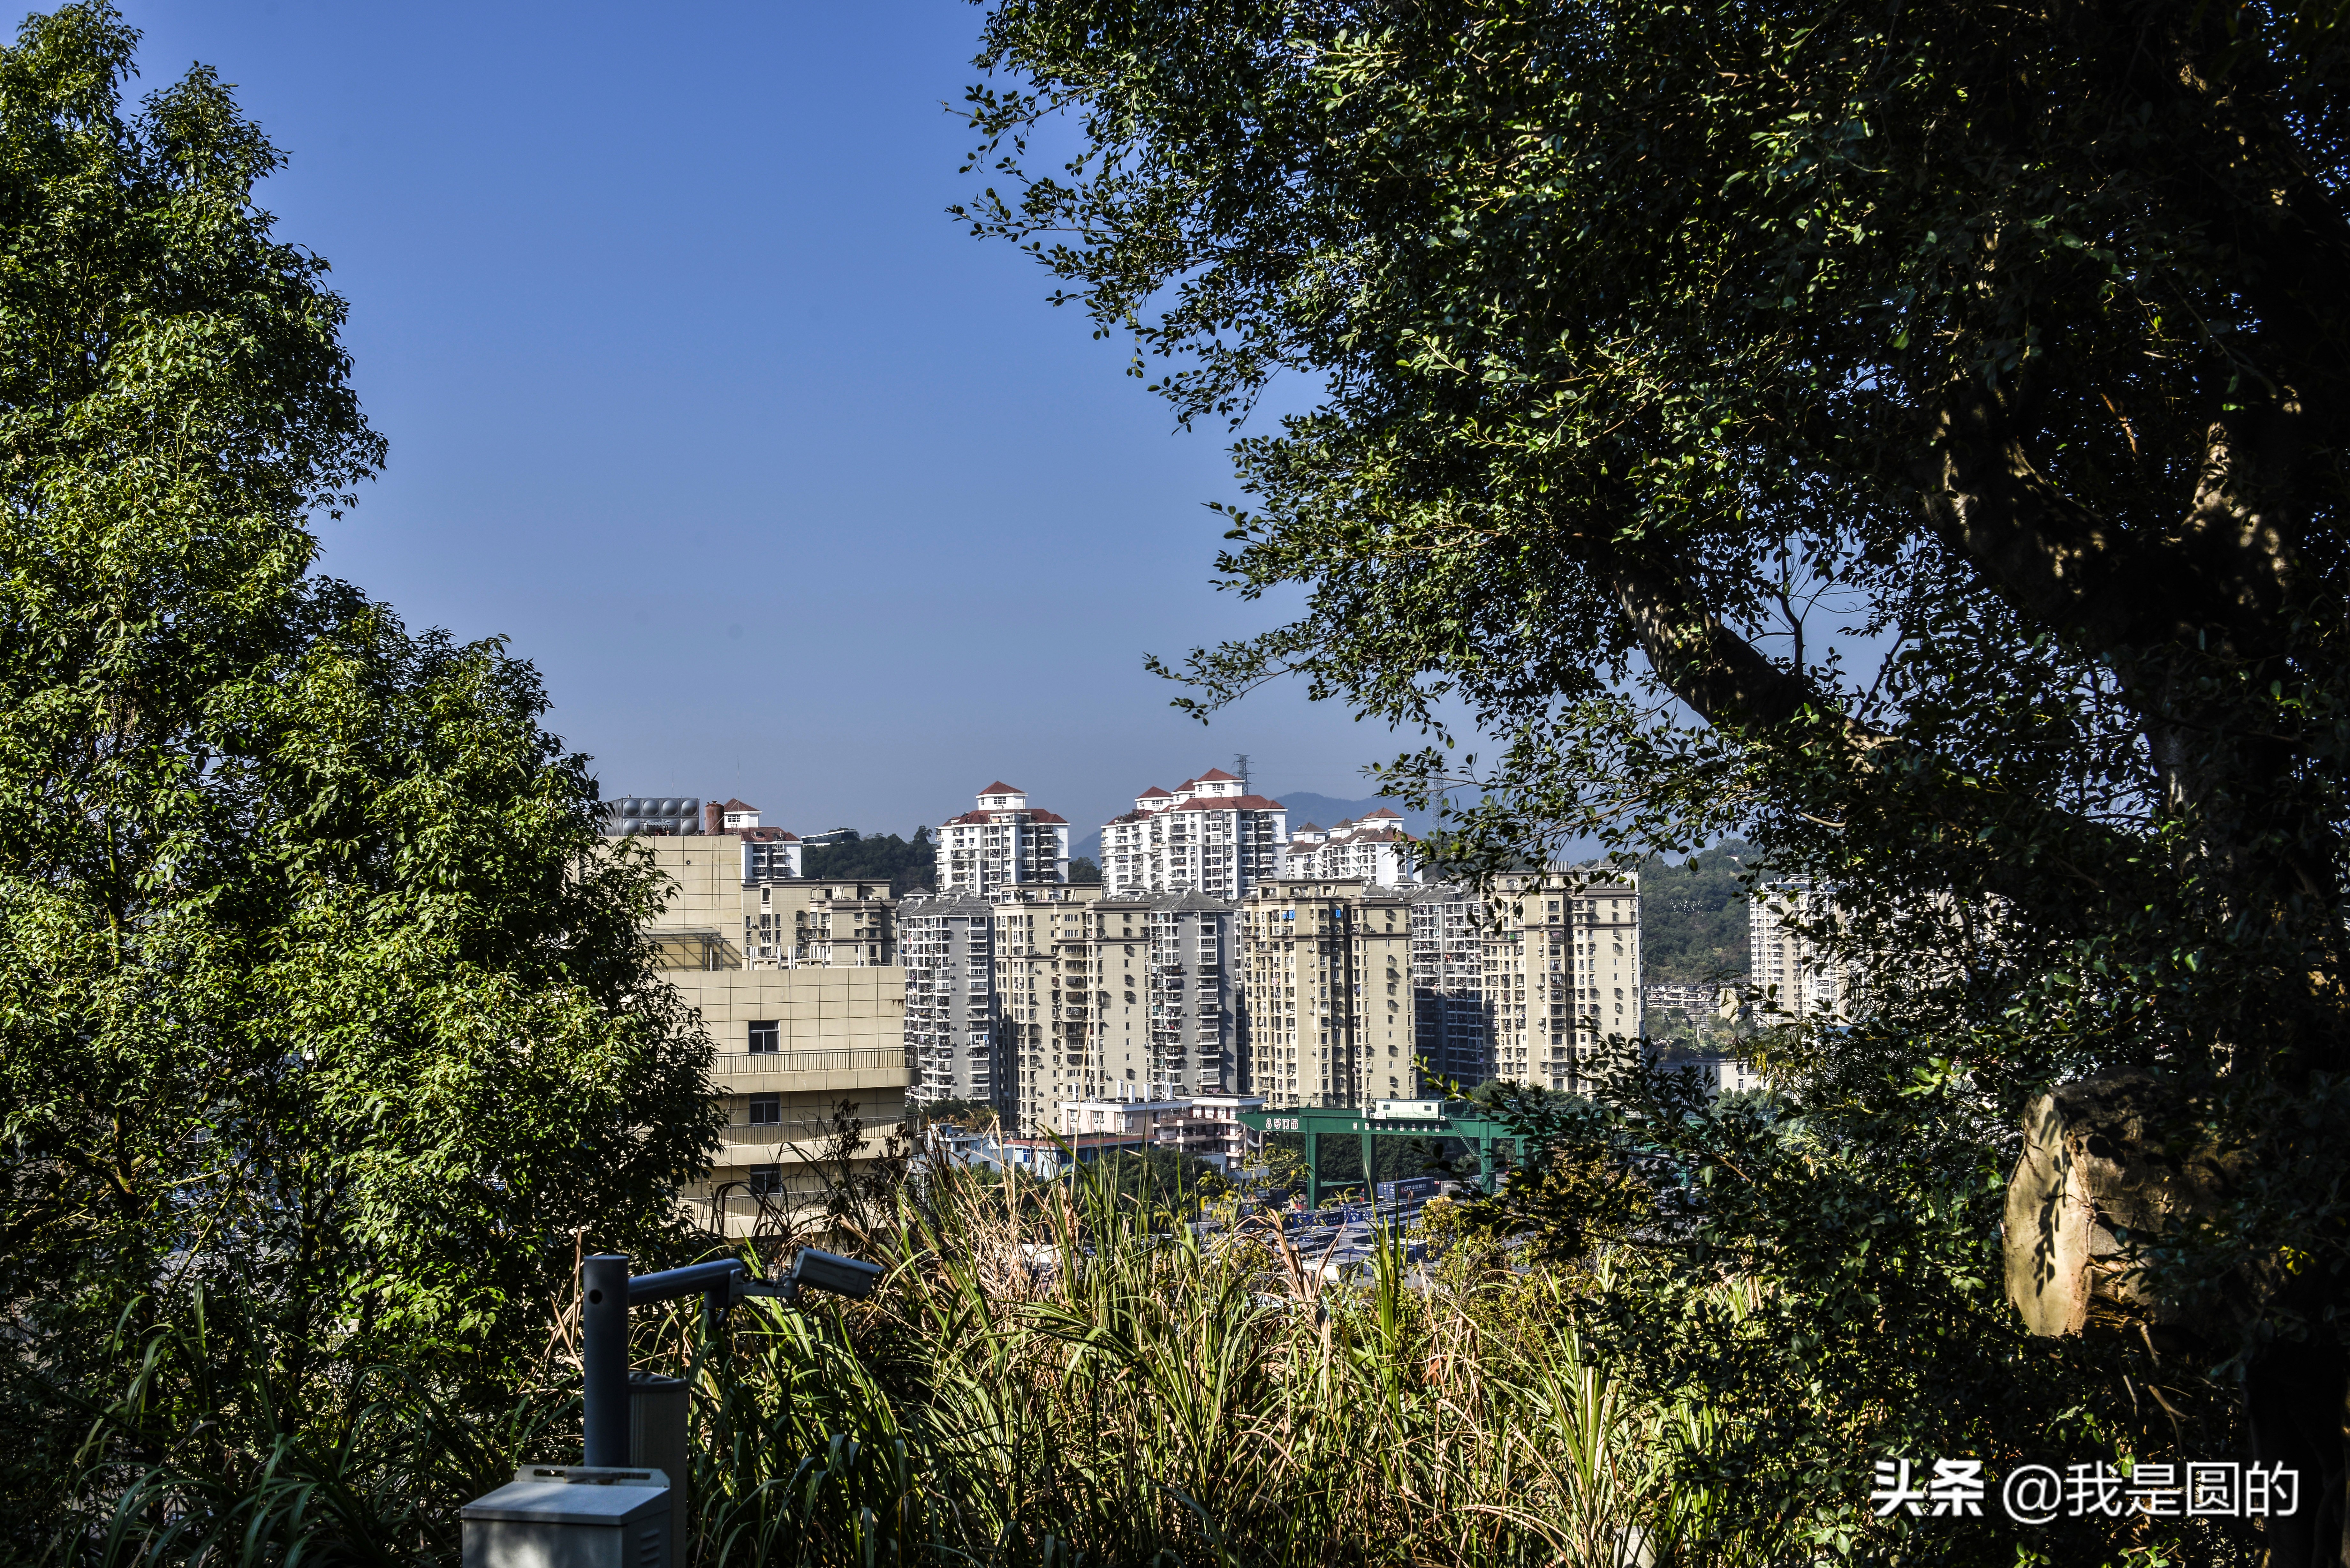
<box><xmin>48</xmin><ymin>1161</ymin><xmax>1787</xmax><ymax>1568</ymax></box>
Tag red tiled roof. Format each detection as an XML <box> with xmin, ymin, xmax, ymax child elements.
<box><xmin>1171</xmin><ymin>793</ymin><xmax>1287</xmax><ymax>812</ymax></box>
<box><xmin>1291</xmin><ymin>822</ymin><xmax>1323</xmax><ymax>834</ymax></box>
<box><xmin>979</xmin><ymin>781</ymin><xmax>1022</xmax><ymax>796</ymax></box>
<box><xmin>741</xmin><ymin>827</ymin><xmax>800</xmax><ymax>842</ymax></box>
<box><xmin>1137</xmin><ymin>786</ymin><xmax>1173</xmax><ymax>799</ymax></box>
<box><xmin>1361</xmin><ymin>807</ymin><xmax>1403</xmax><ymax>819</ymax></box>
<box><xmin>720</xmin><ymin>798</ymin><xmax>757</xmax><ymax>812</ymax></box>
<box><xmin>1192</xmin><ymin>767</ymin><xmax>1241</xmax><ymax>782</ymax></box>
<box><xmin>1027</xmin><ymin>810</ymin><xmax>1067</xmax><ymax>824</ymax></box>
<box><xmin>943</xmin><ymin>810</ymin><xmax>990</xmax><ymax>825</ymax></box>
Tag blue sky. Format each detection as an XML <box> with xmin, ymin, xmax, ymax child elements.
<box><xmin>108</xmin><ymin>0</ymin><xmax>1433</xmax><ymax>842</ymax></box>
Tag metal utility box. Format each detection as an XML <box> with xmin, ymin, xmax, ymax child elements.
<box><xmin>461</xmin><ymin>1466</ymin><xmax>671</xmax><ymax>1568</ymax></box>
<box><xmin>627</xmin><ymin>1373</ymin><xmax>690</xmax><ymax>1561</ymax></box>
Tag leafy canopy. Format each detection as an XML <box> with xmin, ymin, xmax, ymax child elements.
<box><xmin>0</xmin><ymin>4</ymin><xmax>721</xmax><ymax>1542</ymax></box>
<box><xmin>960</xmin><ymin>0</ymin><xmax>2350</xmax><ymax>1555</ymax></box>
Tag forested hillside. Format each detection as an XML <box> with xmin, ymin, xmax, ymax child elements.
<box><xmin>1638</xmin><ymin>841</ymin><xmax>1756</xmax><ymax>984</ymax></box>
<box><xmin>803</xmin><ymin>828</ymin><xmax>936</xmax><ymax>895</ymax></box>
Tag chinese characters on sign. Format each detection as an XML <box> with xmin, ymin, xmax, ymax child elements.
<box><xmin>1870</xmin><ymin>1459</ymin><xmax>2297</xmax><ymax>1524</ymax></box>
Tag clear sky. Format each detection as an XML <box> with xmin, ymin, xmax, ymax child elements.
<box><xmin>106</xmin><ymin>0</ymin><xmax>1429</xmax><ymax>843</ymax></box>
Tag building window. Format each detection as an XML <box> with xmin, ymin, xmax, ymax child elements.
<box><xmin>748</xmin><ymin>1020</ymin><xmax>779</xmax><ymax>1053</ymax></box>
<box><xmin>748</xmin><ymin>1164</ymin><xmax>783</xmax><ymax>1197</ymax></box>
<box><xmin>748</xmin><ymin>1093</ymin><xmax>781</xmax><ymax>1125</ymax></box>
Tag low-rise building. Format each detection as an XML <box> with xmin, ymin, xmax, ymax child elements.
<box><xmin>619</xmin><ymin>825</ymin><xmax>907</xmax><ymax>1233</ymax></box>
<box><xmin>742</xmin><ymin>878</ymin><xmax>895</xmax><ymax>969</ymax></box>
<box><xmin>1677</xmin><ymin>1055</ymin><xmax>1767</xmax><ymax>1097</ymax></box>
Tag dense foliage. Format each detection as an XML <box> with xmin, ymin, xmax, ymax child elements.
<box><xmin>1637</xmin><ymin>840</ymin><xmax>1755</xmax><ymax>986</ymax></box>
<box><xmin>959</xmin><ymin>0</ymin><xmax>2350</xmax><ymax>1558</ymax></box>
<box><xmin>57</xmin><ymin>1161</ymin><xmax>1843</xmax><ymax>1568</ymax></box>
<box><xmin>0</xmin><ymin>7</ymin><xmax>720</xmax><ymax>1551</ymax></box>
<box><xmin>802</xmin><ymin>827</ymin><xmax>936</xmax><ymax>895</ymax></box>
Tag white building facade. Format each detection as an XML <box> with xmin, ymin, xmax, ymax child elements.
<box><xmin>900</xmin><ymin>893</ymin><xmax>997</xmax><ymax>1109</ymax></box>
<box><xmin>935</xmin><ymin>782</ymin><xmax>1070</xmax><ymax>896</ymax></box>
<box><xmin>1749</xmin><ymin>882</ymin><xmax>1846</xmax><ymax>1021</ymax></box>
<box><xmin>1097</xmin><ymin>769</ymin><xmax>1288</xmax><ymax>898</ymax></box>
<box><xmin>1282</xmin><ymin>810</ymin><xmax>1417</xmax><ymax>885</ymax></box>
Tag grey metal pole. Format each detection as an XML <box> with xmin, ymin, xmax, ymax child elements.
<box><xmin>582</xmin><ymin>1253</ymin><xmax>631</xmax><ymax>1468</ymax></box>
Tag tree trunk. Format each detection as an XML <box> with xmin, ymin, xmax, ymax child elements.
<box><xmin>2003</xmin><ymin>1075</ymin><xmax>2229</xmax><ymax>1335</ymax></box>
<box><xmin>2005</xmin><ymin>1076</ymin><xmax>2347</xmax><ymax>1566</ymax></box>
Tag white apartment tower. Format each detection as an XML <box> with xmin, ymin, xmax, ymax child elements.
<box><xmin>934</xmin><ymin>783</ymin><xmax>1070</xmax><ymax>896</ymax></box>
<box><xmin>1097</xmin><ymin>769</ymin><xmax>1288</xmax><ymax>898</ymax></box>
<box><xmin>1749</xmin><ymin>882</ymin><xmax>1846</xmax><ymax>1021</ymax></box>
<box><xmin>1283</xmin><ymin>810</ymin><xmax>1418</xmax><ymax>885</ymax></box>
<box><xmin>900</xmin><ymin>893</ymin><xmax>997</xmax><ymax>1109</ymax></box>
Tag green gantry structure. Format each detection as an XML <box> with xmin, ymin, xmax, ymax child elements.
<box><xmin>1237</xmin><ymin>1100</ymin><xmax>1531</xmax><ymax>1207</ymax></box>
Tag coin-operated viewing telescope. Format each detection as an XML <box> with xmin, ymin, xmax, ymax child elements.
<box><xmin>461</xmin><ymin>1248</ymin><xmax>884</xmax><ymax>1568</ymax></box>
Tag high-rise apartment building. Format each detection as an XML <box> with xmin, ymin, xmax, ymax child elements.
<box><xmin>989</xmin><ymin>885</ymin><xmax>1105</xmax><ymax>1132</ymax></box>
<box><xmin>935</xmin><ymin>783</ymin><xmax>1070</xmax><ymax>895</ymax></box>
<box><xmin>1283</xmin><ymin>810</ymin><xmax>1417</xmax><ymax>885</ymax></box>
<box><xmin>741</xmin><ymin>877</ymin><xmax>895</xmax><ymax>969</ymax></box>
<box><xmin>1478</xmin><ymin>869</ymin><xmax>1643</xmax><ymax>1093</ymax></box>
<box><xmin>1097</xmin><ymin>770</ymin><xmax>1288</xmax><ymax>897</ymax></box>
<box><xmin>899</xmin><ymin>893</ymin><xmax>997</xmax><ymax>1110</ymax></box>
<box><xmin>1749</xmin><ymin>882</ymin><xmax>1845</xmax><ymax>1021</ymax></box>
<box><xmin>1237</xmin><ymin>880</ymin><xmax>1417</xmax><ymax>1109</ymax></box>
<box><xmin>1070</xmin><ymin>892</ymin><xmax>1244</xmax><ymax>1119</ymax></box>
<box><xmin>1407</xmin><ymin>869</ymin><xmax>1643</xmax><ymax>1094</ymax></box>
<box><xmin>616</xmin><ymin>824</ymin><xmax>906</xmax><ymax>1233</ymax></box>
<box><xmin>1409</xmin><ymin>886</ymin><xmax>1490</xmax><ymax>1086</ymax></box>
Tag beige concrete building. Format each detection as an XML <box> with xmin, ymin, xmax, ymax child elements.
<box><xmin>624</xmin><ymin>833</ymin><xmax>909</xmax><ymax>1233</ymax></box>
<box><xmin>741</xmin><ymin>877</ymin><xmax>895</xmax><ymax>969</ymax></box>
<box><xmin>990</xmin><ymin>885</ymin><xmax>1105</xmax><ymax>1131</ymax></box>
<box><xmin>1476</xmin><ymin>867</ymin><xmax>1643</xmax><ymax>1093</ymax></box>
<box><xmin>1066</xmin><ymin>891</ymin><xmax>1243</xmax><ymax>1124</ymax></box>
<box><xmin>1237</xmin><ymin>880</ymin><xmax>1417</xmax><ymax>1109</ymax></box>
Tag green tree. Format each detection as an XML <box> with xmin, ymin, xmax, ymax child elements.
<box><xmin>802</xmin><ymin>826</ymin><xmax>935</xmax><ymax>894</ymax></box>
<box><xmin>1637</xmin><ymin>840</ymin><xmax>1754</xmax><ymax>987</ymax></box>
<box><xmin>959</xmin><ymin>0</ymin><xmax>2350</xmax><ymax>1558</ymax></box>
<box><xmin>0</xmin><ymin>7</ymin><xmax>720</xmax><ymax>1544</ymax></box>
<box><xmin>1066</xmin><ymin>854</ymin><xmax>1102</xmax><ymax>884</ymax></box>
